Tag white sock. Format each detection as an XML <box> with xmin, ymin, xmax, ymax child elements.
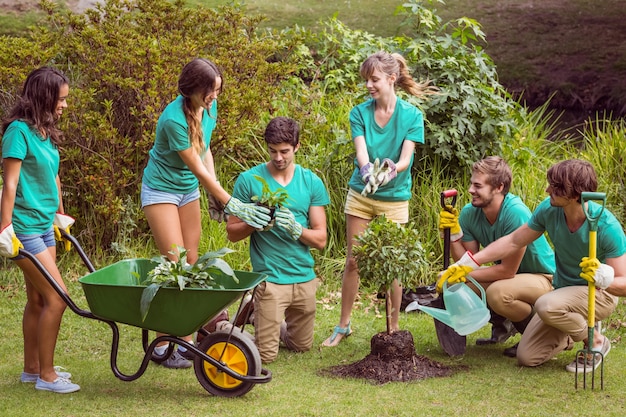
<box><xmin>154</xmin><ymin>345</ymin><xmax>167</xmax><ymax>355</ymax></box>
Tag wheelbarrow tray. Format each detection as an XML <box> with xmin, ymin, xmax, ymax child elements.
<box><xmin>78</xmin><ymin>258</ymin><xmax>266</xmax><ymax>337</ymax></box>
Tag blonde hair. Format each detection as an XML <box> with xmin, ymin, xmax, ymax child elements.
<box><xmin>359</xmin><ymin>51</ymin><xmax>438</xmax><ymax>98</ymax></box>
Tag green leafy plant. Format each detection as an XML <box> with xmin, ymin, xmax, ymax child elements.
<box><xmin>352</xmin><ymin>215</ymin><xmax>427</xmax><ymax>333</ymax></box>
<box><xmin>139</xmin><ymin>246</ymin><xmax>238</xmax><ymax>321</ymax></box>
<box><xmin>251</xmin><ymin>175</ymin><xmax>290</xmax><ymax>209</ymax></box>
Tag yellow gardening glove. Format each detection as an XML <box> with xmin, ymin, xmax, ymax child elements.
<box><xmin>438</xmin><ymin>205</ymin><xmax>463</xmax><ymax>241</ymax></box>
<box><xmin>53</xmin><ymin>213</ymin><xmax>75</xmax><ymax>252</ymax></box>
<box><xmin>579</xmin><ymin>256</ymin><xmax>614</xmax><ymax>289</ymax></box>
<box><xmin>435</xmin><ymin>251</ymin><xmax>480</xmax><ymax>293</ymax></box>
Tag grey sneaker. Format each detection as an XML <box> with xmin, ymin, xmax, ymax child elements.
<box><xmin>35</xmin><ymin>377</ymin><xmax>80</xmax><ymax>393</ymax></box>
<box><xmin>21</xmin><ymin>366</ymin><xmax>72</xmax><ymax>383</ymax></box>
<box><xmin>565</xmin><ymin>336</ymin><xmax>611</xmax><ymax>373</ymax></box>
<box><xmin>160</xmin><ymin>350</ymin><xmax>192</xmax><ymax>369</ymax></box>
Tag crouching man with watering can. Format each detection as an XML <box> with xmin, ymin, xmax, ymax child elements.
<box><xmin>437</xmin><ymin>157</ymin><xmax>555</xmax><ymax>358</ymax></box>
<box><xmin>439</xmin><ymin>159</ymin><xmax>626</xmax><ymax>373</ymax></box>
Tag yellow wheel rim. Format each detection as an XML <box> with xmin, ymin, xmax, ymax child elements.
<box><xmin>203</xmin><ymin>341</ymin><xmax>249</xmax><ymax>389</ymax></box>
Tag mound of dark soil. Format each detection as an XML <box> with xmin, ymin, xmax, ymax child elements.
<box><xmin>323</xmin><ymin>330</ymin><xmax>461</xmax><ymax>384</ymax></box>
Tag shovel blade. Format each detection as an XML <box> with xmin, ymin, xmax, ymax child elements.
<box><xmin>430</xmin><ymin>297</ymin><xmax>467</xmax><ymax>356</ymax></box>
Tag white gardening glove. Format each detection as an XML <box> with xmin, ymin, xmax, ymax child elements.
<box><xmin>0</xmin><ymin>224</ymin><xmax>23</xmax><ymax>258</ymax></box>
<box><xmin>435</xmin><ymin>251</ymin><xmax>480</xmax><ymax>293</ymax></box>
<box><xmin>275</xmin><ymin>207</ymin><xmax>303</xmax><ymax>240</ymax></box>
<box><xmin>579</xmin><ymin>257</ymin><xmax>614</xmax><ymax>289</ymax></box>
<box><xmin>53</xmin><ymin>213</ymin><xmax>75</xmax><ymax>252</ymax></box>
<box><xmin>224</xmin><ymin>197</ymin><xmax>271</xmax><ymax>230</ymax></box>
<box><xmin>376</xmin><ymin>158</ymin><xmax>397</xmax><ymax>187</ymax></box>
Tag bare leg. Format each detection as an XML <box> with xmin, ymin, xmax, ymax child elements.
<box><xmin>144</xmin><ymin>200</ymin><xmax>201</xmax><ymax>345</ymax></box>
<box><xmin>15</xmin><ymin>246</ymin><xmax>67</xmax><ymax>383</ymax></box>
<box><xmin>22</xmin><ymin>277</ymin><xmax>43</xmax><ymax>375</ymax></box>
<box><xmin>322</xmin><ymin>214</ymin><xmax>369</xmax><ymax>346</ymax></box>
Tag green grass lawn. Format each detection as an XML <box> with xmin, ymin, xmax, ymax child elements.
<box><xmin>1</xmin><ymin>273</ymin><xmax>625</xmax><ymax>416</ymax></box>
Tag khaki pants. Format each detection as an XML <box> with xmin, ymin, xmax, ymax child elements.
<box><xmin>517</xmin><ymin>286</ymin><xmax>617</xmax><ymax>367</ymax></box>
<box><xmin>253</xmin><ymin>279</ymin><xmax>319</xmax><ymax>363</ymax></box>
<box><xmin>482</xmin><ymin>273</ymin><xmax>553</xmax><ymax>322</ymax></box>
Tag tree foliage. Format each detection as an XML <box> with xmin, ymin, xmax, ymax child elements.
<box><xmin>1</xmin><ymin>0</ymin><xmax>298</xmax><ymax>252</ymax></box>
<box><xmin>352</xmin><ymin>215</ymin><xmax>427</xmax><ymax>333</ymax></box>
<box><xmin>0</xmin><ymin>0</ymin><xmax>522</xmax><ymax>257</ymax></box>
<box><xmin>283</xmin><ymin>0</ymin><xmax>518</xmax><ymax>167</ymax></box>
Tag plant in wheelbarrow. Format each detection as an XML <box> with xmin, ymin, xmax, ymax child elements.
<box><xmin>140</xmin><ymin>245</ymin><xmax>271</xmax><ymax>397</ymax></box>
<box><xmin>140</xmin><ymin>246</ymin><xmax>238</xmax><ymax>320</ymax></box>
<box><xmin>326</xmin><ymin>215</ymin><xmax>456</xmax><ymax>383</ymax></box>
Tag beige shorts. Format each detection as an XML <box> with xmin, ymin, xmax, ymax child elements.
<box><xmin>344</xmin><ymin>188</ymin><xmax>409</xmax><ymax>224</ymax></box>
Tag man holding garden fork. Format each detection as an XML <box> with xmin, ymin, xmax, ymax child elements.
<box><xmin>438</xmin><ymin>159</ymin><xmax>626</xmax><ymax>372</ymax></box>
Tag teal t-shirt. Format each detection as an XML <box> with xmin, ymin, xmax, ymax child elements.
<box><xmin>142</xmin><ymin>95</ymin><xmax>217</xmax><ymax>194</ymax></box>
<box><xmin>232</xmin><ymin>164</ymin><xmax>330</xmax><ymax>285</ymax></box>
<box><xmin>460</xmin><ymin>193</ymin><xmax>555</xmax><ymax>274</ymax></box>
<box><xmin>1</xmin><ymin>120</ymin><xmax>59</xmax><ymax>233</ymax></box>
<box><xmin>528</xmin><ymin>197</ymin><xmax>626</xmax><ymax>288</ymax></box>
<box><xmin>347</xmin><ymin>97</ymin><xmax>424</xmax><ymax>201</ymax></box>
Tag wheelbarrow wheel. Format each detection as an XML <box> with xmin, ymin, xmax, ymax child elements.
<box><xmin>194</xmin><ymin>330</ymin><xmax>261</xmax><ymax>397</ymax></box>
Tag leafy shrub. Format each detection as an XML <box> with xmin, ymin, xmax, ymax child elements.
<box><xmin>282</xmin><ymin>0</ymin><xmax>520</xmax><ymax>167</ymax></box>
<box><xmin>1</xmin><ymin>0</ymin><xmax>299</xmax><ymax>253</ymax></box>
<box><xmin>352</xmin><ymin>215</ymin><xmax>427</xmax><ymax>332</ymax></box>
<box><xmin>140</xmin><ymin>246</ymin><xmax>237</xmax><ymax>320</ymax></box>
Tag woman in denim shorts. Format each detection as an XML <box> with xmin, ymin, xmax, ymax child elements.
<box><xmin>0</xmin><ymin>67</ymin><xmax>80</xmax><ymax>393</ymax></box>
<box><xmin>140</xmin><ymin>58</ymin><xmax>270</xmax><ymax>368</ymax></box>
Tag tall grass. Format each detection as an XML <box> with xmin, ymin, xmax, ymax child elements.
<box><xmin>574</xmin><ymin>115</ymin><xmax>626</xmax><ymax>224</ymax></box>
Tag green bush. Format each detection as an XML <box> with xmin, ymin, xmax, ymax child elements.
<box><xmin>0</xmin><ymin>0</ymin><xmax>299</xmax><ymax>253</ymax></box>
<box><xmin>282</xmin><ymin>0</ymin><xmax>519</xmax><ymax>167</ymax></box>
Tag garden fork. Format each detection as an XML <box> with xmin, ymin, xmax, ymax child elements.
<box><xmin>575</xmin><ymin>192</ymin><xmax>606</xmax><ymax>390</ymax></box>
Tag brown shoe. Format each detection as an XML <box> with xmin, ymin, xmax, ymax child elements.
<box><xmin>197</xmin><ymin>309</ymin><xmax>229</xmax><ymax>343</ymax></box>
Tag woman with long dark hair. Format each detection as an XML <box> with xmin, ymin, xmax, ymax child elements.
<box><xmin>1</xmin><ymin>66</ymin><xmax>79</xmax><ymax>393</ymax></box>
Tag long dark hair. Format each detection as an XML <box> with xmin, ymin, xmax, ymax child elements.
<box><xmin>2</xmin><ymin>66</ymin><xmax>69</xmax><ymax>146</ymax></box>
<box><xmin>178</xmin><ymin>58</ymin><xmax>222</xmax><ymax>155</ymax></box>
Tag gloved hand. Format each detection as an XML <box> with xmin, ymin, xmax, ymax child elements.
<box><xmin>376</xmin><ymin>158</ymin><xmax>397</xmax><ymax>187</ymax></box>
<box><xmin>359</xmin><ymin>161</ymin><xmax>375</xmax><ymax>185</ymax></box>
<box><xmin>53</xmin><ymin>213</ymin><xmax>75</xmax><ymax>252</ymax></box>
<box><xmin>435</xmin><ymin>251</ymin><xmax>480</xmax><ymax>293</ymax></box>
<box><xmin>361</xmin><ymin>159</ymin><xmax>381</xmax><ymax>197</ymax></box>
<box><xmin>275</xmin><ymin>207</ymin><xmax>303</xmax><ymax>240</ymax></box>
<box><xmin>0</xmin><ymin>223</ymin><xmax>23</xmax><ymax>258</ymax></box>
<box><xmin>439</xmin><ymin>205</ymin><xmax>463</xmax><ymax>242</ymax></box>
<box><xmin>579</xmin><ymin>257</ymin><xmax>614</xmax><ymax>289</ymax></box>
<box><xmin>208</xmin><ymin>191</ymin><xmax>228</xmax><ymax>223</ymax></box>
<box><xmin>224</xmin><ymin>197</ymin><xmax>271</xmax><ymax>230</ymax></box>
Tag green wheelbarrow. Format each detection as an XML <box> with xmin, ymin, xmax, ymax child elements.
<box><xmin>20</xmin><ymin>231</ymin><xmax>271</xmax><ymax>397</ymax></box>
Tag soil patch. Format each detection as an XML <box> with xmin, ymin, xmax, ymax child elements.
<box><xmin>322</xmin><ymin>330</ymin><xmax>463</xmax><ymax>384</ymax></box>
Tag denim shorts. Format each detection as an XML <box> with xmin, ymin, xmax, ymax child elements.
<box><xmin>140</xmin><ymin>183</ymin><xmax>200</xmax><ymax>208</ymax></box>
<box><xmin>13</xmin><ymin>228</ymin><xmax>55</xmax><ymax>260</ymax></box>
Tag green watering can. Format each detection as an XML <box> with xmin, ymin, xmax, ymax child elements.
<box><xmin>407</xmin><ymin>276</ymin><xmax>491</xmax><ymax>336</ymax></box>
